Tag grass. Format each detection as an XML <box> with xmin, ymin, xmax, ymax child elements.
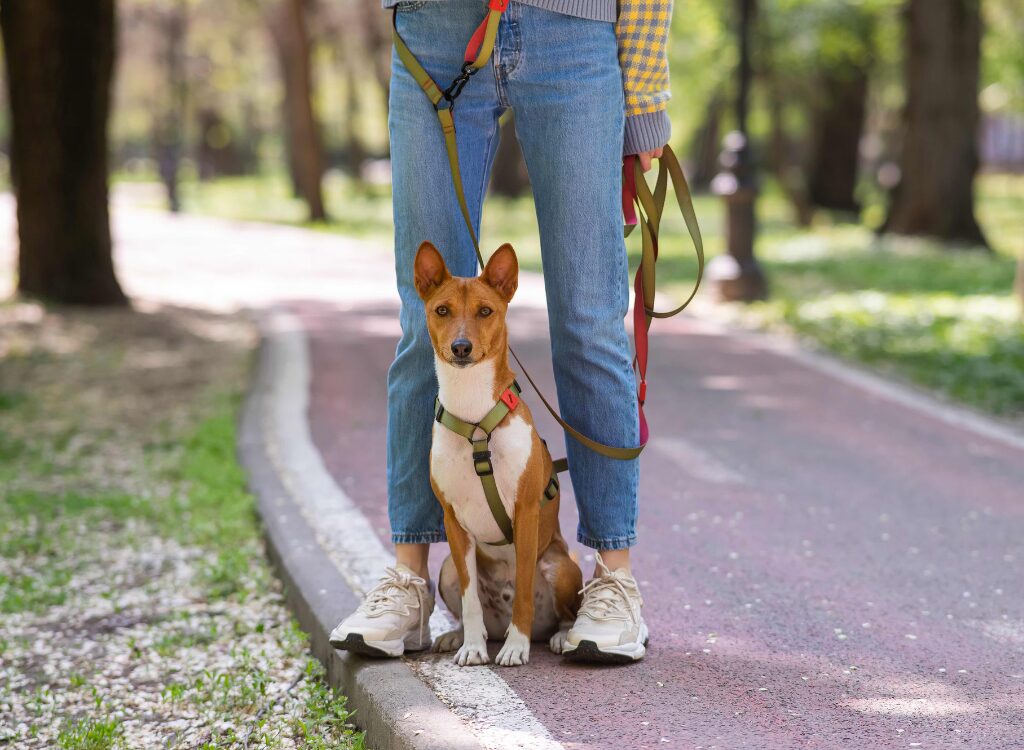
<box><xmin>57</xmin><ymin>716</ymin><xmax>123</xmax><ymax>750</ymax></box>
<box><xmin>0</xmin><ymin>305</ymin><xmax>363</xmax><ymax>749</ymax></box>
<box><xmin>0</xmin><ymin>394</ymin><xmax>365</xmax><ymax>748</ymax></box>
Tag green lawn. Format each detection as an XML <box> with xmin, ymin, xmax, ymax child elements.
<box><xmin>145</xmin><ymin>170</ymin><xmax>1024</xmax><ymax>418</ymax></box>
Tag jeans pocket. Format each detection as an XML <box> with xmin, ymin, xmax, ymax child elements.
<box><xmin>394</xmin><ymin>0</ymin><xmax>428</xmax><ymax>11</ymax></box>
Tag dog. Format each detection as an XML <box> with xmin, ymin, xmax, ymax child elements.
<box><xmin>413</xmin><ymin>240</ymin><xmax>583</xmax><ymax>667</ymax></box>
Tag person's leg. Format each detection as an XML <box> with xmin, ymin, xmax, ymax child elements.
<box><xmin>501</xmin><ymin>3</ymin><xmax>646</xmax><ymax>662</ymax></box>
<box><xmin>501</xmin><ymin>3</ymin><xmax>640</xmax><ymax>562</ymax></box>
<box><xmin>332</xmin><ymin>0</ymin><xmax>504</xmax><ymax>656</ymax></box>
<box><xmin>386</xmin><ymin>0</ymin><xmax>505</xmax><ymax>560</ymax></box>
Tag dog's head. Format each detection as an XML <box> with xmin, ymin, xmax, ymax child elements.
<box><xmin>413</xmin><ymin>241</ymin><xmax>518</xmax><ymax>369</ymax></box>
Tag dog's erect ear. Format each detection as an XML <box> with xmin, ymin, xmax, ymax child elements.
<box><xmin>482</xmin><ymin>243</ymin><xmax>518</xmax><ymax>302</ymax></box>
<box><xmin>414</xmin><ymin>241</ymin><xmax>451</xmax><ymax>300</ymax></box>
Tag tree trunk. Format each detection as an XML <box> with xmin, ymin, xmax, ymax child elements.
<box><xmin>154</xmin><ymin>0</ymin><xmax>188</xmax><ymax>213</ymax></box>
<box><xmin>342</xmin><ymin>49</ymin><xmax>366</xmax><ymax>182</ymax></box>
<box><xmin>489</xmin><ymin>118</ymin><xmax>530</xmax><ymax>198</ymax></box>
<box><xmin>1</xmin><ymin>0</ymin><xmax>126</xmax><ymax>305</ymax></box>
<box><xmin>269</xmin><ymin>0</ymin><xmax>327</xmax><ymax>221</ymax></box>
<box><xmin>360</xmin><ymin>0</ymin><xmax>393</xmax><ymax>122</ymax></box>
<box><xmin>760</xmin><ymin>37</ymin><xmax>814</xmax><ymax>227</ymax></box>
<box><xmin>807</xmin><ymin>66</ymin><xmax>868</xmax><ymax>213</ymax></box>
<box><xmin>688</xmin><ymin>97</ymin><xmax>723</xmax><ymax>193</ymax></box>
<box><xmin>883</xmin><ymin>0</ymin><xmax>987</xmax><ymax>247</ymax></box>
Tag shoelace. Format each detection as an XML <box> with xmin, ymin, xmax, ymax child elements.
<box><xmin>359</xmin><ymin>566</ymin><xmax>426</xmax><ymax>617</ymax></box>
<box><xmin>577</xmin><ymin>554</ymin><xmax>643</xmax><ymax>623</ymax></box>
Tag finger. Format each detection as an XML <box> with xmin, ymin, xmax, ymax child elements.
<box><xmin>653</xmin><ymin>146</ymin><xmax>664</xmax><ymax>159</ymax></box>
<box><xmin>639</xmin><ymin>152</ymin><xmax>652</xmax><ymax>172</ymax></box>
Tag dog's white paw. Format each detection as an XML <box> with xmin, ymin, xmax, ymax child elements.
<box><xmin>496</xmin><ymin>626</ymin><xmax>530</xmax><ymax>667</ymax></box>
<box><xmin>454</xmin><ymin>639</ymin><xmax>490</xmax><ymax>666</ymax></box>
<box><xmin>432</xmin><ymin>629</ymin><xmax>464</xmax><ymax>653</ymax></box>
<box><xmin>548</xmin><ymin>627</ymin><xmax>571</xmax><ymax>655</ymax></box>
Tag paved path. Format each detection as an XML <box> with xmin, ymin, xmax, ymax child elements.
<box><xmin>5</xmin><ymin>200</ymin><xmax>1023</xmax><ymax>748</ymax></box>
<box><xmin>302</xmin><ymin>300</ymin><xmax>1024</xmax><ymax>750</ymax></box>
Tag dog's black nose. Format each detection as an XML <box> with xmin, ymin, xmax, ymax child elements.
<box><xmin>451</xmin><ymin>339</ymin><xmax>473</xmax><ymax>358</ymax></box>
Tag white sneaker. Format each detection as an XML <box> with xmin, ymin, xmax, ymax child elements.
<box><xmin>328</xmin><ymin>564</ymin><xmax>434</xmax><ymax>657</ymax></box>
<box><xmin>562</xmin><ymin>553</ymin><xmax>648</xmax><ymax>664</ymax></box>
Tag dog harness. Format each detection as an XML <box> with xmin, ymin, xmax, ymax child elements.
<box><xmin>434</xmin><ymin>381</ymin><xmax>564</xmax><ymax>546</ymax></box>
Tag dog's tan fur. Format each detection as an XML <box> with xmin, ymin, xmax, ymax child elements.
<box><xmin>414</xmin><ymin>241</ymin><xmax>582</xmax><ymax>666</ymax></box>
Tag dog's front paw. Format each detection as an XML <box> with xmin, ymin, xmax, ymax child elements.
<box><xmin>496</xmin><ymin>627</ymin><xmax>530</xmax><ymax>667</ymax></box>
<box><xmin>454</xmin><ymin>639</ymin><xmax>490</xmax><ymax>666</ymax></box>
<box><xmin>432</xmin><ymin>629</ymin><xmax>464</xmax><ymax>653</ymax></box>
<box><xmin>548</xmin><ymin>627</ymin><xmax>571</xmax><ymax>655</ymax></box>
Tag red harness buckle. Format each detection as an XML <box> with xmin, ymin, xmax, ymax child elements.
<box><xmin>500</xmin><ymin>389</ymin><xmax>520</xmax><ymax>411</ymax></box>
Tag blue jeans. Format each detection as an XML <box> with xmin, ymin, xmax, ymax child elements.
<box><xmin>386</xmin><ymin>0</ymin><xmax>640</xmax><ymax>550</ymax></box>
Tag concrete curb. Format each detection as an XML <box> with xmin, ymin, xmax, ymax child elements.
<box><xmin>238</xmin><ymin>309</ymin><xmax>486</xmax><ymax>750</ymax></box>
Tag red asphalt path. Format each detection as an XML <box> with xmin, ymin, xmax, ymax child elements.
<box><xmin>300</xmin><ymin>296</ymin><xmax>1024</xmax><ymax>750</ymax></box>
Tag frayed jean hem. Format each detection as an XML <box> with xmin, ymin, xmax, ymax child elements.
<box><xmin>392</xmin><ymin>531</ymin><xmax>447</xmax><ymax>545</ymax></box>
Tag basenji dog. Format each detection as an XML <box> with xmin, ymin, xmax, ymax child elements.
<box><xmin>414</xmin><ymin>241</ymin><xmax>583</xmax><ymax>667</ymax></box>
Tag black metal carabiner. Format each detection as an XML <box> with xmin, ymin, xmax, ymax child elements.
<box><xmin>441</xmin><ymin>62</ymin><xmax>479</xmax><ymax>111</ymax></box>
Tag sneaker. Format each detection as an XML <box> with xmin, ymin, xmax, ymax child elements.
<box><xmin>328</xmin><ymin>564</ymin><xmax>434</xmax><ymax>658</ymax></box>
<box><xmin>561</xmin><ymin>553</ymin><xmax>647</xmax><ymax>664</ymax></box>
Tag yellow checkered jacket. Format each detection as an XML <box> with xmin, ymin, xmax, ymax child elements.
<box><xmin>616</xmin><ymin>0</ymin><xmax>672</xmax><ymax>155</ymax></box>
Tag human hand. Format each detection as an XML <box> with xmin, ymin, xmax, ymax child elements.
<box><xmin>637</xmin><ymin>146</ymin><xmax>664</xmax><ymax>172</ymax></box>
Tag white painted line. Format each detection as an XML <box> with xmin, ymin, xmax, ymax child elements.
<box><xmin>650</xmin><ymin>436</ymin><xmax>746</xmax><ymax>485</ymax></box>
<box><xmin>258</xmin><ymin>308</ymin><xmax>565</xmax><ymax>750</ymax></box>
<box><xmin>684</xmin><ymin>315</ymin><xmax>1024</xmax><ymax>454</ymax></box>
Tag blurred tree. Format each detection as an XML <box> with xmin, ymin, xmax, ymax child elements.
<box><xmin>153</xmin><ymin>0</ymin><xmax>189</xmax><ymax>212</ymax></box>
<box><xmin>981</xmin><ymin>0</ymin><xmax>1024</xmax><ymax>112</ymax></box>
<box><xmin>268</xmin><ymin>0</ymin><xmax>327</xmax><ymax>220</ymax></box>
<box><xmin>754</xmin><ymin>0</ymin><xmax>893</xmax><ymax>222</ymax></box>
<box><xmin>341</xmin><ymin>52</ymin><xmax>367</xmax><ymax>179</ymax></box>
<box><xmin>759</xmin><ymin>21</ymin><xmax>813</xmax><ymax>226</ymax></box>
<box><xmin>805</xmin><ymin>5</ymin><xmax>875</xmax><ymax>213</ymax></box>
<box><xmin>1</xmin><ymin>0</ymin><xmax>126</xmax><ymax>305</ymax></box>
<box><xmin>490</xmin><ymin>118</ymin><xmax>530</xmax><ymax>197</ymax></box>
<box><xmin>667</xmin><ymin>0</ymin><xmax>732</xmax><ymax>157</ymax></box>
<box><xmin>807</xmin><ymin>64</ymin><xmax>868</xmax><ymax>213</ymax></box>
<box><xmin>687</xmin><ymin>97</ymin><xmax>724</xmax><ymax>192</ymax></box>
<box><xmin>883</xmin><ymin>0</ymin><xmax>987</xmax><ymax>246</ymax></box>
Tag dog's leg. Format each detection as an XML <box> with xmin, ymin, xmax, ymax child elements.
<box><xmin>547</xmin><ymin>545</ymin><xmax>583</xmax><ymax>654</ymax></box>
<box><xmin>496</xmin><ymin>502</ymin><xmax>539</xmax><ymax>666</ymax></box>
<box><xmin>443</xmin><ymin>505</ymin><xmax>489</xmax><ymax>666</ymax></box>
<box><xmin>433</xmin><ymin>554</ymin><xmax>464</xmax><ymax>653</ymax></box>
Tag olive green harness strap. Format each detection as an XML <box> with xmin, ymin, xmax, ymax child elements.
<box><xmin>434</xmin><ymin>381</ymin><xmax>559</xmax><ymax>546</ymax></box>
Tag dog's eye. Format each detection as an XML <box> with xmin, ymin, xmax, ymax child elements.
<box><xmin>435</xmin><ymin>305</ymin><xmax>449</xmax><ymax>317</ymax></box>
<box><xmin>478</xmin><ymin>307</ymin><xmax>492</xmax><ymax>317</ymax></box>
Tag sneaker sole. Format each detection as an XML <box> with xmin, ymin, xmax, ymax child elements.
<box><xmin>562</xmin><ymin>637</ymin><xmax>648</xmax><ymax>664</ymax></box>
<box><xmin>330</xmin><ymin>633</ymin><xmax>401</xmax><ymax>658</ymax></box>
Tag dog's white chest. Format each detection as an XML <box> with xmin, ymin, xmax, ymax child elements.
<box><xmin>431</xmin><ymin>415</ymin><xmax>534</xmax><ymax>544</ymax></box>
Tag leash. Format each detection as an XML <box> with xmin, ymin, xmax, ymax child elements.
<box><xmin>434</xmin><ymin>381</ymin><xmax>562</xmax><ymax>546</ymax></box>
<box><xmin>393</xmin><ymin>1</ymin><xmax>704</xmax><ymax>464</ymax></box>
